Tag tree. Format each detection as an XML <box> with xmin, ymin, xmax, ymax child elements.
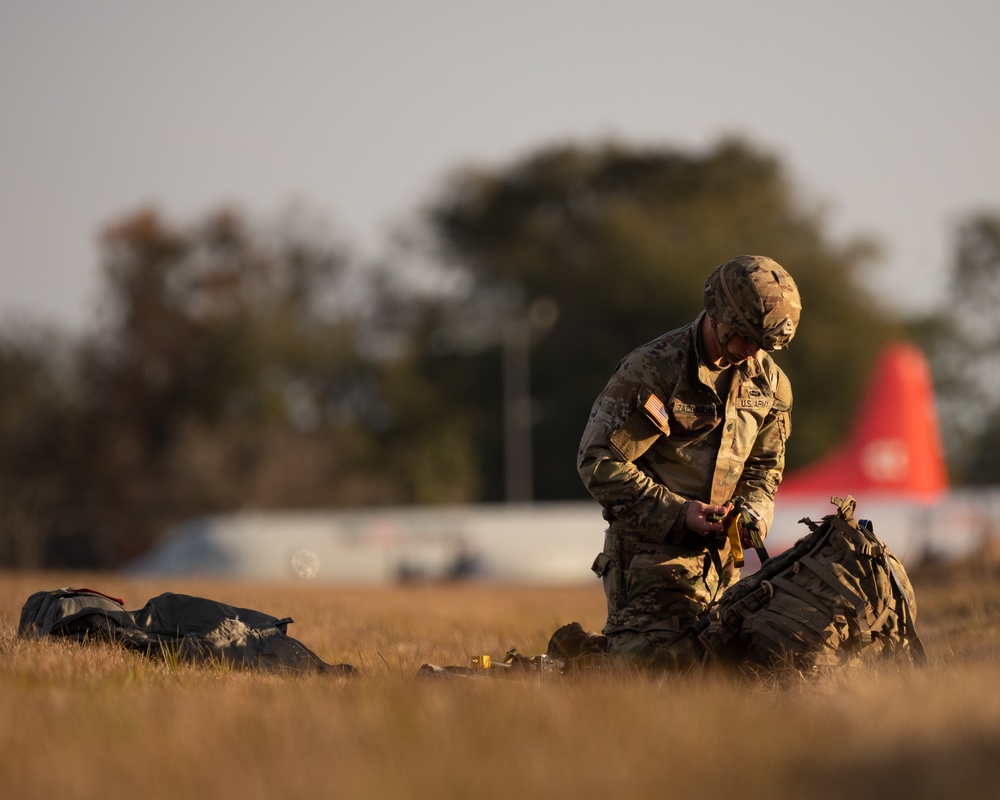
<box><xmin>0</xmin><ymin>326</ymin><xmax>82</xmax><ymax>567</ymax></box>
<box><xmin>0</xmin><ymin>140</ymin><xmax>922</xmax><ymax>569</ymax></box>
<box><xmin>417</xmin><ymin>137</ymin><xmax>904</xmax><ymax>501</ymax></box>
<box><xmin>0</xmin><ymin>201</ymin><xmax>501</xmax><ymax>569</ymax></box>
<box><xmin>916</xmin><ymin>211</ymin><xmax>1000</xmax><ymax>483</ymax></box>
<box><xmin>73</xmin><ymin>205</ymin><xmax>392</xmax><ymax>564</ymax></box>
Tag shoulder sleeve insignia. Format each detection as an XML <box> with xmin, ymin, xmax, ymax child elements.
<box><xmin>608</xmin><ymin>391</ymin><xmax>667</xmax><ymax>462</ymax></box>
<box><xmin>642</xmin><ymin>392</ymin><xmax>670</xmax><ymax>431</ymax></box>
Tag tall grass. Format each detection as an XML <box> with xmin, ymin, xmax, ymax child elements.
<box><xmin>3</xmin><ymin>564</ymin><xmax>1000</xmax><ymax>800</ymax></box>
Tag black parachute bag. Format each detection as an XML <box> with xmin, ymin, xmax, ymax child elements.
<box><xmin>18</xmin><ymin>589</ymin><xmax>353</xmax><ymax>675</ymax></box>
<box><xmin>18</xmin><ymin>588</ymin><xmax>134</xmax><ymax>640</ymax></box>
<box><xmin>698</xmin><ymin>496</ymin><xmax>927</xmax><ymax>671</ymax></box>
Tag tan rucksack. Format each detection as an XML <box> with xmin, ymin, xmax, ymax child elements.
<box><xmin>698</xmin><ymin>496</ymin><xmax>926</xmax><ymax>671</ymax></box>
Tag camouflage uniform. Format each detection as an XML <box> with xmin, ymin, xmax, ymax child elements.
<box><xmin>577</xmin><ymin>256</ymin><xmax>798</xmax><ymax>669</ymax></box>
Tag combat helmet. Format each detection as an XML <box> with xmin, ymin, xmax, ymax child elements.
<box><xmin>703</xmin><ymin>255</ymin><xmax>801</xmax><ymax>358</ymax></box>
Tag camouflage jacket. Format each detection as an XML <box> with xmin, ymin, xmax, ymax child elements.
<box><xmin>577</xmin><ymin>312</ymin><xmax>792</xmax><ymax>544</ymax></box>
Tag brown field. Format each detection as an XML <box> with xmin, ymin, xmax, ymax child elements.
<box><xmin>3</xmin><ymin>561</ymin><xmax>1000</xmax><ymax>800</ymax></box>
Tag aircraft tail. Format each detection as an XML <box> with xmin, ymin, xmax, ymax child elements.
<box><xmin>777</xmin><ymin>342</ymin><xmax>947</xmax><ymax>502</ymax></box>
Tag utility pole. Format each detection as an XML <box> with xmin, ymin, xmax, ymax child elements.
<box><xmin>501</xmin><ymin>296</ymin><xmax>559</xmax><ymax>504</ymax></box>
<box><xmin>502</xmin><ymin>316</ymin><xmax>533</xmax><ymax>504</ymax></box>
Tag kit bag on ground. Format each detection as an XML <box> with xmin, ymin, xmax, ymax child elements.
<box><xmin>18</xmin><ymin>588</ymin><xmax>353</xmax><ymax>675</ymax></box>
<box><xmin>698</xmin><ymin>496</ymin><xmax>926</xmax><ymax>670</ymax></box>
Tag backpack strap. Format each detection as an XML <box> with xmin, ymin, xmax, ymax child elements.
<box><xmin>770</xmin><ymin>575</ymin><xmax>835</xmax><ymax>616</ymax></box>
<box><xmin>885</xmin><ymin>560</ymin><xmax>928</xmax><ymax>665</ymax></box>
<box><xmin>705</xmin><ymin>540</ymin><xmax>726</xmax><ymax>604</ymax></box>
<box><xmin>799</xmin><ymin>554</ymin><xmax>873</xmax><ymax>645</ymax></box>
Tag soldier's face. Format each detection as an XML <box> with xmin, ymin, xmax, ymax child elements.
<box><xmin>718</xmin><ymin>323</ymin><xmax>761</xmax><ymax>363</ymax></box>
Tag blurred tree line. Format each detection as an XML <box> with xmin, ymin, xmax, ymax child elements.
<box><xmin>913</xmin><ymin>213</ymin><xmax>1000</xmax><ymax>484</ymax></box>
<box><xmin>0</xmin><ymin>136</ymin><xmax>991</xmax><ymax>569</ymax></box>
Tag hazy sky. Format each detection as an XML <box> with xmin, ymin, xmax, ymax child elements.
<box><xmin>2</xmin><ymin>1</ymin><xmax>998</xmax><ymax>332</ymax></box>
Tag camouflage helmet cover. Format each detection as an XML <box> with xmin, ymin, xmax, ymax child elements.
<box><xmin>703</xmin><ymin>255</ymin><xmax>801</xmax><ymax>351</ymax></box>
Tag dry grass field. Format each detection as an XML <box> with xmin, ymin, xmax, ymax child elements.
<box><xmin>3</xmin><ymin>559</ymin><xmax>1000</xmax><ymax>800</ymax></box>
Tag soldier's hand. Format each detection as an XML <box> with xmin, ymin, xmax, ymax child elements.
<box><xmin>685</xmin><ymin>501</ymin><xmax>731</xmax><ymax>535</ymax></box>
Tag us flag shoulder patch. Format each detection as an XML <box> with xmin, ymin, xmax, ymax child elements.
<box><xmin>643</xmin><ymin>392</ymin><xmax>669</xmax><ymax>427</ymax></box>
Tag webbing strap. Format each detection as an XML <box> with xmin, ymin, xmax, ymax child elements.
<box><xmin>706</xmin><ymin>542</ymin><xmax>726</xmax><ymax>604</ymax></box>
<box><xmin>799</xmin><ymin>554</ymin><xmax>872</xmax><ymax>644</ymax></box>
<box><xmin>799</xmin><ymin>555</ymin><xmax>867</xmax><ymax>609</ymax></box>
<box><xmin>829</xmin><ymin>517</ymin><xmax>874</xmax><ymax>557</ymax></box>
<box><xmin>743</xmin><ymin>616</ymin><xmax>832</xmax><ymax>656</ymax></box>
<box><xmin>749</xmin><ymin>526</ymin><xmax>770</xmax><ymax>564</ymax></box>
<box><xmin>743</xmin><ymin>618</ymin><xmax>796</xmax><ymax>651</ymax></box>
<box><xmin>870</xmin><ymin>603</ymin><xmax>893</xmax><ymax>633</ymax></box>
<box><xmin>751</xmin><ymin>608</ymin><xmax>832</xmax><ymax>643</ymax></box>
<box><xmin>886</xmin><ymin>562</ymin><xmax>928</xmax><ymax>665</ymax></box>
<box><xmin>771</xmin><ymin>575</ymin><xmax>835</xmax><ymax>616</ymax></box>
<box><xmin>763</xmin><ymin>597</ymin><xmax>842</xmax><ymax>637</ymax></box>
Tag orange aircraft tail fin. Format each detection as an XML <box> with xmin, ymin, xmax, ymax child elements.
<box><xmin>778</xmin><ymin>342</ymin><xmax>947</xmax><ymax>502</ymax></box>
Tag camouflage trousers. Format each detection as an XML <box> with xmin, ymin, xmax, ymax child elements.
<box><xmin>594</xmin><ymin>527</ymin><xmax>739</xmax><ymax>670</ymax></box>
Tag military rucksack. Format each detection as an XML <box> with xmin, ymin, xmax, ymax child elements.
<box><xmin>698</xmin><ymin>496</ymin><xmax>926</xmax><ymax>670</ymax></box>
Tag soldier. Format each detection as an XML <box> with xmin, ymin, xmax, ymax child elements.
<box><xmin>577</xmin><ymin>255</ymin><xmax>802</xmax><ymax>669</ymax></box>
